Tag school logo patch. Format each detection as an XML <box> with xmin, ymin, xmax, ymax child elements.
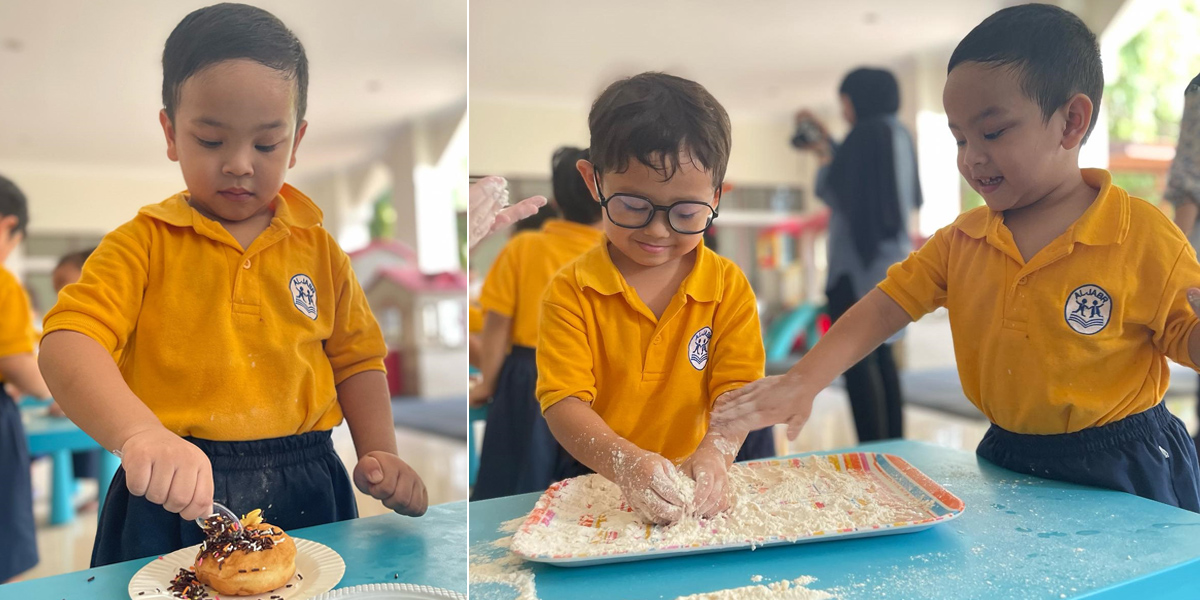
<box><xmin>688</xmin><ymin>326</ymin><xmax>713</xmax><ymax>370</ymax></box>
<box><xmin>289</xmin><ymin>274</ymin><xmax>318</xmax><ymax>320</ymax></box>
<box><xmin>1064</xmin><ymin>284</ymin><xmax>1111</xmax><ymax>335</ymax></box>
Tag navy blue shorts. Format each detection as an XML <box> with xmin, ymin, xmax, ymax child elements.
<box><xmin>472</xmin><ymin>346</ymin><xmax>563</xmax><ymax>500</ymax></box>
<box><xmin>0</xmin><ymin>389</ymin><xmax>37</xmax><ymax>581</ymax></box>
<box><xmin>92</xmin><ymin>429</ymin><xmax>358</xmax><ymax>567</ymax></box>
<box><xmin>977</xmin><ymin>402</ymin><xmax>1200</xmax><ymax>513</ymax></box>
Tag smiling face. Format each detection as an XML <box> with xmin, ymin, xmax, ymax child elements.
<box><xmin>159</xmin><ymin>59</ymin><xmax>307</xmax><ymax>223</ymax></box>
<box><xmin>943</xmin><ymin>62</ymin><xmax>1090</xmax><ymax>212</ymax></box>
<box><xmin>577</xmin><ymin>152</ymin><xmax>719</xmax><ymax>270</ymax></box>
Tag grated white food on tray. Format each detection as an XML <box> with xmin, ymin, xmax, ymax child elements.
<box><xmin>673</xmin><ymin>576</ymin><xmax>836</xmax><ymax>600</ymax></box>
<box><xmin>512</xmin><ymin>456</ymin><xmax>934</xmax><ymax>557</ymax></box>
<box><xmin>470</xmin><ymin>518</ymin><xmax>539</xmax><ymax>600</ymax></box>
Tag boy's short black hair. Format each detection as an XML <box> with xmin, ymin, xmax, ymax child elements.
<box><xmin>0</xmin><ymin>175</ymin><xmax>28</xmax><ymax>236</ymax></box>
<box><xmin>162</xmin><ymin>3</ymin><xmax>308</xmax><ymax>125</ymax></box>
<box><xmin>56</xmin><ymin>248</ymin><xmax>95</xmax><ymax>271</ymax></box>
<box><xmin>552</xmin><ymin>147</ymin><xmax>602</xmax><ymax>225</ymax></box>
<box><xmin>948</xmin><ymin>3</ymin><xmax>1102</xmax><ymax>142</ymax></box>
<box><xmin>588</xmin><ymin>72</ymin><xmax>731</xmax><ymax>188</ymax></box>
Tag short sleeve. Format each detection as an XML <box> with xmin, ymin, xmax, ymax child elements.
<box><xmin>876</xmin><ymin>225</ymin><xmax>953</xmax><ymax>320</ymax></box>
<box><xmin>0</xmin><ymin>270</ymin><xmax>35</xmax><ymax>358</ymax></box>
<box><xmin>479</xmin><ymin>237</ymin><xmax>522</xmax><ymax>319</ymax></box>
<box><xmin>42</xmin><ymin>220</ymin><xmax>150</xmax><ymax>353</ymax></box>
<box><xmin>325</xmin><ymin>250</ymin><xmax>388</xmax><ymax>384</ymax></box>
<box><xmin>535</xmin><ymin>272</ymin><xmax>596</xmax><ymax>412</ymax></box>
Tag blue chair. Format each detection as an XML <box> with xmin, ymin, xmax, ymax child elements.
<box><xmin>763</xmin><ymin>302</ymin><xmax>826</xmax><ymax>363</ymax></box>
<box><xmin>468</xmin><ymin>405</ymin><xmax>487</xmax><ymax>489</ymax></box>
<box><xmin>20</xmin><ymin>398</ymin><xmax>119</xmax><ymax>525</ymax></box>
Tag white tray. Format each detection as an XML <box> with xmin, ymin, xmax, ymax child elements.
<box><xmin>513</xmin><ymin>453</ymin><xmax>966</xmax><ymax>566</ymax></box>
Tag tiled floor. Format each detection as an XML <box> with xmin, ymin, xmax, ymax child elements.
<box><xmin>12</xmin><ymin>424</ymin><xmax>468</xmax><ymax>582</ymax></box>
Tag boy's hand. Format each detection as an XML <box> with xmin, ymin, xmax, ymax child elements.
<box><xmin>468</xmin><ymin>176</ymin><xmax>547</xmax><ymax>251</ymax></box>
<box><xmin>120</xmin><ymin>427</ymin><xmax>214</xmax><ymax>521</ymax></box>
<box><xmin>468</xmin><ymin>382</ymin><xmax>493</xmax><ymax>407</ymax></box>
<box><xmin>710</xmin><ymin>373</ymin><xmax>815</xmax><ymax>440</ymax></box>
<box><xmin>681</xmin><ymin>445</ymin><xmax>732</xmax><ymax>518</ymax></box>
<box><xmin>612</xmin><ymin>450</ymin><xmax>687</xmax><ymax>525</ymax></box>
<box><xmin>353</xmin><ymin>451</ymin><xmax>429</xmax><ymax>517</ymax></box>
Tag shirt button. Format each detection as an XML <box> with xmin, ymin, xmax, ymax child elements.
<box><xmin>1018</xmin><ymin>276</ymin><xmax>1028</xmax><ymax>285</ymax></box>
<box><xmin>654</xmin><ymin>336</ymin><xmax>661</xmax><ymax>344</ymax></box>
<box><xmin>243</xmin><ymin>259</ymin><xmax>252</xmax><ymax>269</ymax></box>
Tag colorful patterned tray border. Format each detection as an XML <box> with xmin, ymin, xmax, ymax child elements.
<box><xmin>512</xmin><ymin>452</ymin><xmax>966</xmax><ymax>566</ymax></box>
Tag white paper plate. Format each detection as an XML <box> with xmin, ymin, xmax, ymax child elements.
<box><xmin>312</xmin><ymin>583</ymin><xmax>466</xmax><ymax>599</ymax></box>
<box><xmin>127</xmin><ymin>537</ymin><xmax>345</xmax><ymax>599</ymax></box>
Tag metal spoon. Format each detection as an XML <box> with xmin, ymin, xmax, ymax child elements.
<box><xmin>195</xmin><ymin>501</ymin><xmax>243</xmax><ymax>533</ymax></box>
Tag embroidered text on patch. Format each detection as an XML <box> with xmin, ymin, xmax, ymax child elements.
<box><xmin>688</xmin><ymin>326</ymin><xmax>713</xmax><ymax>370</ymax></box>
<box><xmin>1064</xmin><ymin>284</ymin><xmax>1111</xmax><ymax>335</ymax></box>
<box><xmin>290</xmin><ymin>274</ymin><xmax>318</xmax><ymax>320</ymax></box>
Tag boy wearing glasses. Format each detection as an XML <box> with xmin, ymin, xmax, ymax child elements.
<box><xmin>536</xmin><ymin>72</ymin><xmax>764</xmax><ymax>525</ymax></box>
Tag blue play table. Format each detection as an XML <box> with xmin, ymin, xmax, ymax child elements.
<box><xmin>469</xmin><ymin>440</ymin><xmax>1200</xmax><ymax>599</ymax></box>
<box><xmin>0</xmin><ymin>502</ymin><xmax>467</xmax><ymax>599</ymax></box>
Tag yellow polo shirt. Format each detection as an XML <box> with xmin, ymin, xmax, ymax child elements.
<box><xmin>537</xmin><ymin>241</ymin><xmax>765</xmax><ymax>462</ymax></box>
<box><xmin>0</xmin><ymin>267</ymin><xmax>36</xmax><ymax>384</ymax></box>
<box><xmin>479</xmin><ymin>219</ymin><xmax>605</xmax><ymax>348</ymax></box>
<box><xmin>879</xmin><ymin>169</ymin><xmax>1200</xmax><ymax>434</ymax></box>
<box><xmin>468</xmin><ymin>304</ymin><xmax>483</xmax><ymax>334</ymax></box>
<box><xmin>43</xmin><ymin>185</ymin><xmax>387</xmax><ymax>440</ymax></box>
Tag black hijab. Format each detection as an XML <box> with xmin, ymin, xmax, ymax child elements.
<box><xmin>826</xmin><ymin>68</ymin><xmax>922</xmax><ymax>265</ymax></box>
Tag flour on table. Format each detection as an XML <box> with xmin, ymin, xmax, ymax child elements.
<box><xmin>512</xmin><ymin>456</ymin><xmax>934</xmax><ymax>558</ymax></box>
<box><xmin>470</xmin><ymin>517</ymin><xmax>539</xmax><ymax>600</ymax></box>
<box><xmin>674</xmin><ymin>576</ymin><xmax>836</xmax><ymax>600</ymax></box>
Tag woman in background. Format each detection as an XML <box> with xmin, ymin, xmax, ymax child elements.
<box><xmin>791</xmin><ymin>67</ymin><xmax>922</xmax><ymax>443</ymax></box>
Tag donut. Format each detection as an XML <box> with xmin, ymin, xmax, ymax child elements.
<box><xmin>193</xmin><ymin>509</ymin><xmax>296</xmax><ymax>596</ymax></box>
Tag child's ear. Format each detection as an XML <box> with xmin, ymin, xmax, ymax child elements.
<box><xmin>159</xmin><ymin>109</ymin><xmax>179</xmax><ymax>162</ymax></box>
<box><xmin>576</xmin><ymin>159</ymin><xmax>600</xmax><ymax>202</ymax></box>
<box><xmin>1060</xmin><ymin>93</ymin><xmax>1093</xmax><ymax>151</ymax></box>
<box><xmin>714</xmin><ymin>181</ymin><xmax>732</xmax><ymax>210</ymax></box>
<box><xmin>289</xmin><ymin>120</ymin><xmax>308</xmax><ymax>169</ymax></box>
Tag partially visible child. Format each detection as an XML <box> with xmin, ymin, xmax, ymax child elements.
<box><xmin>471</xmin><ymin>147</ymin><xmax>606</xmax><ymax>500</ymax></box>
<box><xmin>537</xmin><ymin>73</ymin><xmax>765</xmax><ymax>523</ymax></box>
<box><xmin>0</xmin><ymin>174</ymin><xmax>51</xmax><ymax>582</ymax></box>
<box><xmin>38</xmin><ymin>4</ymin><xmax>427</xmax><ymax>566</ymax></box>
<box><xmin>51</xmin><ymin>248</ymin><xmax>104</xmax><ymax>504</ymax></box>
<box><xmin>715</xmin><ymin>4</ymin><xmax>1200</xmax><ymax>512</ymax></box>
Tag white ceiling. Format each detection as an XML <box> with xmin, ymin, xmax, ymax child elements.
<box><xmin>469</xmin><ymin>0</ymin><xmax>1010</xmax><ymax>117</ymax></box>
<box><xmin>0</xmin><ymin>0</ymin><xmax>467</xmax><ymax>172</ymax></box>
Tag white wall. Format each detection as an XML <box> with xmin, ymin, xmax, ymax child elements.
<box><xmin>469</xmin><ymin>100</ymin><xmax>815</xmax><ymax>188</ymax></box>
<box><xmin>0</xmin><ymin>160</ymin><xmax>184</xmax><ymax>235</ymax></box>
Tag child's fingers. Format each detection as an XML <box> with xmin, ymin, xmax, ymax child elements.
<box><xmin>700</xmin><ymin>473</ymin><xmax>726</xmax><ymax>518</ymax></box>
<box><xmin>181</xmin><ymin>468</ymin><xmax>215</xmax><ymax>522</ymax></box>
<box><xmin>692</xmin><ymin>466</ymin><xmax>714</xmax><ymax>514</ymax></box>
<box><xmin>785</xmin><ymin>413</ymin><xmax>808</xmax><ymax>441</ymax></box>
<box><xmin>352</xmin><ymin>455</ymin><xmax>385</xmax><ymax>494</ymax></box>
<box><xmin>144</xmin><ymin>461</ymin><xmax>175</xmax><ymax>505</ymax></box>
<box><xmin>124</xmin><ymin>457</ymin><xmax>152</xmax><ymax>497</ymax></box>
<box><xmin>163</xmin><ymin>466</ymin><xmax>198</xmax><ymax>514</ymax></box>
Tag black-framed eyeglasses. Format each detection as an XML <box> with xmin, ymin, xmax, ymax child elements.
<box><xmin>593</xmin><ymin>173</ymin><xmax>719</xmax><ymax>235</ymax></box>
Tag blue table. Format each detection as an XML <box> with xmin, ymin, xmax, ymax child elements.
<box><xmin>22</xmin><ymin>409</ymin><xmax>121</xmax><ymax>525</ymax></box>
<box><xmin>468</xmin><ymin>440</ymin><xmax>1200</xmax><ymax>599</ymax></box>
<box><xmin>0</xmin><ymin>502</ymin><xmax>467</xmax><ymax>599</ymax></box>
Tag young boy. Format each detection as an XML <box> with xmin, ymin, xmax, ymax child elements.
<box><xmin>38</xmin><ymin>4</ymin><xmax>427</xmax><ymax>566</ymax></box>
<box><xmin>0</xmin><ymin>175</ymin><xmax>51</xmax><ymax>582</ymax></box>
<box><xmin>714</xmin><ymin>4</ymin><xmax>1200</xmax><ymax>512</ymax></box>
<box><xmin>537</xmin><ymin>73</ymin><xmax>765</xmax><ymax>524</ymax></box>
<box><xmin>471</xmin><ymin>146</ymin><xmax>606</xmax><ymax>501</ymax></box>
